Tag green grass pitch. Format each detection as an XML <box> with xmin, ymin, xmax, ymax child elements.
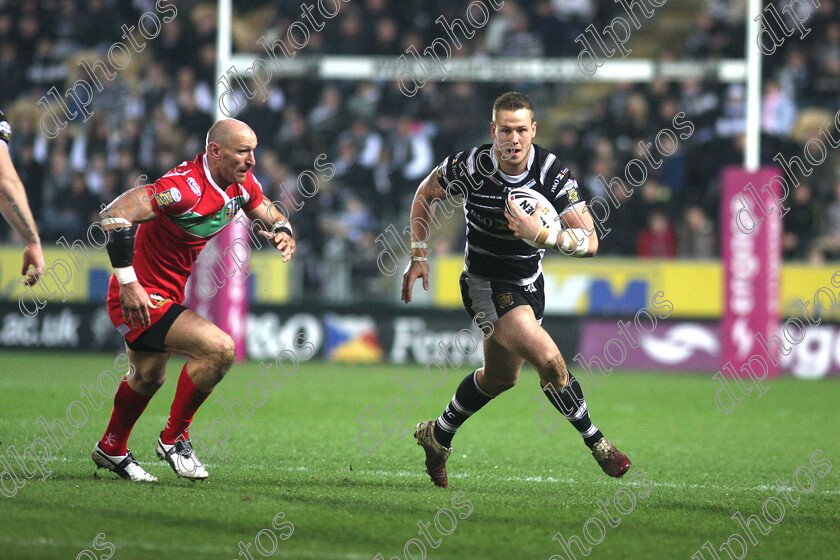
<box><xmin>0</xmin><ymin>351</ymin><xmax>838</xmax><ymax>560</ymax></box>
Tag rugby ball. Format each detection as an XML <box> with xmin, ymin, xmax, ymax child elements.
<box><xmin>505</xmin><ymin>188</ymin><xmax>560</xmax><ymax>248</ymax></box>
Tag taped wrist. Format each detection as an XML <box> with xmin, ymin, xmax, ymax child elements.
<box><xmin>559</xmin><ymin>228</ymin><xmax>590</xmax><ymax>257</ymax></box>
<box><xmin>106</xmin><ymin>224</ymin><xmax>135</xmax><ymax>268</ymax></box>
<box><xmin>532</xmin><ymin>226</ymin><xmax>561</xmax><ymax>250</ymax></box>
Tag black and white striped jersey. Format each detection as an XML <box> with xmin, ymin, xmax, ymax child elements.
<box><xmin>0</xmin><ymin>110</ymin><xmax>10</xmax><ymax>145</ymax></box>
<box><xmin>435</xmin><ymin>143</ymin><xmax>584</xmax><ymax>285</ymax></box>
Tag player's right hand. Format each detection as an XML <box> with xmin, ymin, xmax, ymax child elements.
<box><xmin>21</xmin><ymin>243</ymin><xmax>44</xmax><ymax>286</ymax></box>
<box><xmin>401</xmin><ymin>261</ymin><xmax>429</xmax><ymax>304</ymax></box>
<box><xmin>119</xmin><ymin>282</ymin><xmax>152</xmax><ymax>329</ymax></box>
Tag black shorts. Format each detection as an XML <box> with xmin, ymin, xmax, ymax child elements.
<box><xmin>460</xmin><ymin>272</ymin><xmax>545</xmax><ymax>325</ymax></box>
<box><xmin>125</xmin><ymin>303</ymin><xmax>188</xmax><ymax>353</ymax></box>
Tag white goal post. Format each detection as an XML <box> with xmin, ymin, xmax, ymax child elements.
<box><xmin>215</xmin><ymin>0</ymin><xmax>762</xmax><ymax>168</ymax></box>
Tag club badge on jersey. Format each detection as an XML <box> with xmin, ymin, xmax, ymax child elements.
<box><xmin>223</xmin><ymin>199</ymin><xmax>241</xmax><ymax>220</ymax></box>
<box><xmin>155</xmin><ymin>187</ymin><xmax>182</xmax><ymax>207</ymax></box>
<box><xmin>187</xmin><ymin>177</ymin><xmax>201</xmax><ymax>197</ymax></box>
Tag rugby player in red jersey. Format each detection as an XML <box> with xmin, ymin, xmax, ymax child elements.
<box><xmin>92</xmin><ymin>119</ymin><xmax>295</xmax><ymax>482</ymax></box>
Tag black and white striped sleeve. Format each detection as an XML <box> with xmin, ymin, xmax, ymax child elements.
<box><xmin>0</xmin><ymin>110</ymin><xmax>10</xmax><ymax>145</ymax></box>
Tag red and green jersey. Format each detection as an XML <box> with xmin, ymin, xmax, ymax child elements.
<box><xmin>133</xmin><ymin>152</ymin><xmax>263</xmax><ymax>302</ymax></box>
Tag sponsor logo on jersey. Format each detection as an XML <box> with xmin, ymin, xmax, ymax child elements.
<box><xmin>551</xmin><ymin>169</ymin><xmax>568</xmax><ymax>194</ymax></box>
<box><xmin>223</xmin><ymin>198</ymin><xmax>241</xmax><ymax>220</ymax></box>
<box><xmin>154</xmin><ymin>187</ymin><xmax>182</xmax><ymax>207</ymax></box>
<box><xmin>149</xmin><ymin>293</ymin><xmax>174</xmax><ymax>308</ymax></box>
<box><xmin>496</xmin><ymin>292</ymin><xmax>514</xmax><ymax>308</ymax></box>
<box><xmin>187</xmin><ymin>177</ymin><xmax>201</xmax><ymax>197</ymax></box>
<box><xmin>568</xmin><ymin>188</ymin><xmax>579</xmax><ymax>203</ymax></box>
<box><xmin>469</xmin><ymin>209</ymin><xmax>507</xmax><ymax>229</ymax></box>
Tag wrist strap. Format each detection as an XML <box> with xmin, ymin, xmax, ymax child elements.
<box><xmin>272</xmin><ymin>222</ymin><xmax>293</xmax><ymax>238</ymax></box>
<box><xmin>115</xmin><ymin>266</ymin><xmax>138</xmax><ymax>285</ymax></box>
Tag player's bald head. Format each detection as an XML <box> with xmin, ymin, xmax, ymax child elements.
<box><xmin>206</xmin><ymin>118</ymin><xmax>256</xmax><ymax>149</ymax></box>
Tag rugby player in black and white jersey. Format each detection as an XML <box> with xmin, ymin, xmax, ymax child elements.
<box><xmin>0</xmin><ymin>110</ymin><xmax>44</xmax><ymax>286</ymax></box>
<box><xmin>402</xmin><ymin>92</ymin><xmax>630</xmax><ymax>487</ymax></box>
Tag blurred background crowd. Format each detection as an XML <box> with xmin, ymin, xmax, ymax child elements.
<box><xmin>1</xmin><ymin>0</ymin><xmax>839</xmax><ymax>284</ymax></box>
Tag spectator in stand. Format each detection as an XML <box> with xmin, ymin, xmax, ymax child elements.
<box><xmin>784</xmin><ymin>183</ymin><xmax>816</xmax><ymax>260</ymax></box>
<box><xmin>485</xmin><ymin>2</ymin><xmax>518</xmax><ymax>54</ymax></box>
<box><xmin>308</xmin><ymin>85</ymin><xmax>345</xmax><ymax>140</ymax></box>
<box><xmin>812</xmin><ymin>23</ymin><xmax>840</xmax><ymax>109</ymax></box>
<box><xmin>602</xmin><ymin>184</ymin><xmax>644</xmax><ymax>256</ymax></box>
<box><xmin>638</xmin><ymin>210</ymin><xmax>677</xmax><ymax>258</ymax></box>
<box><xmin>549</xmin><ymin>0</ymin><xmax>595</xmax><ymax>46</ymax></box>
<box><xmin>532</xmin><ymin>1</ymin><xmax>567</xmax><ymax>56</ymax></box>
<box><xmin>762</xmin><ymin>80</ymin><xmax>797</xmax><ymax>138</ymax></box>
<box><xmin>651</xmin><ymin>132</ymin><xmax>687</xmax><ymax>200</ymax></box>
<box><xmin>346</xmin><ymin>82</ymin><xmax>381</xmax><ymax>121</ymax></box>
<box><xmin>334</xmin><ymin>139</ymin><xmax>374</xmax><ymax>199</ymax></box>
<box><xmin>0</xmin><ymin>0</ymin><xmax>835</xmax><ymax>267</ymax></box>
<box><xmin>777</xmin><ymin>49</ymin><xmax>811</xmax><ymax>105</ymax></box>
<box><xmin>372</xmin><ymin>17</ymin><xmax>400</xmax><ymax>55</ymax></box>
<box><xmin>810</xmin><ymin>181</ymin><xmax>840</xmax><ymax>263</ymax></box>
<box><xmin>336</xmin><ymin>9</ymin><xmax>372</xmax><ymax>55</ymax></box>
<box><xmin>390</xmin><ymin>117</ymin><xmax>434</xmax><ymax>183</ymax></box>
<box><xmin>677</xmin><ymin>206</ymin><xmax>716</xmax><ymax>258</ymax></box>
<box><xmin>638</xmin><ymin>180</ymin><xmax>672</xmax><ymax>224</ymax></box>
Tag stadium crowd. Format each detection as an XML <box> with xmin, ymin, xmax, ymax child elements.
<box><xmin>0</xmin><ymin>0</ymin><xmax>838</xmax><ymax>274</ymax></box>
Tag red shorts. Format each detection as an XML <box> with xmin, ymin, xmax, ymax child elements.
<box><xmin>106</xmin><ymin>275</ymin><xmax>181</xmax><ymax>343</ymax></box>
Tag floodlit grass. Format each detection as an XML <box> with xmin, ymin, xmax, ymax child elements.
<box><xmin>0</xmin><ymin>352</ymin><xmax>837</xmax><ymax>559</ymax></box>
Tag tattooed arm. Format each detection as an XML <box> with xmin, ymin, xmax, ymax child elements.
<box><xmin>0</xmin><ymin>142</ymin><xmax>43</xmax><ymax>285</ymax></box>
<box><xmin>401</xmin><ymin>168</ymin><xmax>451</xmax><ymax>303</ymax></box>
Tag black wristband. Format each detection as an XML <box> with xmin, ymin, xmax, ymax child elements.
<box><xmin>106</xmin><ymin>225</ymin><xmax>135</xmax><ymax>268</ymax></box>
<box><xmin>271</xmin><ymin>223</ymin><xmax>293</xmax><ymax>238</ymax></box>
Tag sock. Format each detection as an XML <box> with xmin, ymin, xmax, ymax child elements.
<box><xmin>543</xmin><ymin>371</ymin><xmax>603</xmax><ymax>449</ymax></box>
<box><xmin>99</xmin><ymin>379</ymin><xmax>153</xmax><ymax>456</ymax></box>
<box><xmin>160</xmin><ymin>364</ymin><xmax>212</xmax><ymax>445</ymax></box>
<box><xmin>433</xmin><ymin>370</ymin><xmax>495</xmax><ymax>448</ymax></box>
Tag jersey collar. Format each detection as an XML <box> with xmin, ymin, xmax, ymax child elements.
<box><xmin>202</xmin><ymin>153</ymin><xmax>231</xmax><ymax>203</ymax></box>
<box><xmin>494</xmin><ymin>145</ymin><xmax>535</xmax><ymax>184</ymax></box>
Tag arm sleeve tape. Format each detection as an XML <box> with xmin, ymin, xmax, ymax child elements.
<box><xmin>560</xmin><ymin>228</ymin><xmax>590</xmax><ymax>257</ymax></box>
<box><xmin>532</xmin><ymin>226</ymin><xmax>561</xmax><ymax>250</ymax></box>
<box><xmin>101</xmin><ymin>217</ymin><xmax>132</xmax><ymax>228</ymax></box>
<box><xmin>106</xmin><ymin>225</ymin><xmax>135</xmax><ymax>268</ymax></box>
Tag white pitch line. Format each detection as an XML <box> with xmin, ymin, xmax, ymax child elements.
<box><xmin>28</xmin><ymin>459</ymin><xmax>840</xmax><ymax>495</ymax></box>
<box><xmin>278</xmin><ymin>466</ymin><xmax>840</xmax><ymax>496</ymax></box>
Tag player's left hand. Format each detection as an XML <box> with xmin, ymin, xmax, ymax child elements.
<box><xmin>259</xmin><ymin>230</ymin><xmax>296</xmax><ymax>262</ymax></box>
<box><xmin>505</xmin><ymin>202</ymin><xmax>542</xmax><ymax>241</ymax></box>
<box><xmin>21</xmin><ymin>243</ymin><xmax>45</xmax><ymax>286</ymax></box>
